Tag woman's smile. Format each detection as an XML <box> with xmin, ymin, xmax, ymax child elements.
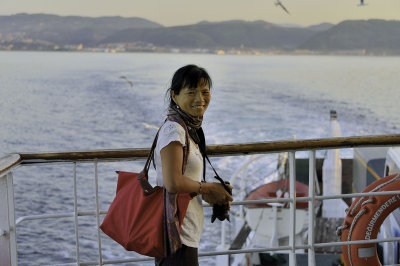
<box><xmin>172</xmin><ymin>83</ymin><xmax>211</xmax><ymax>117</ymax></box>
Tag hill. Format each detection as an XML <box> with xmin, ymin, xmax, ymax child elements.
<box><xmin>0</xmin><ymin>13</ymin><xmax>163</xmax><ymax>46</ymax></box>
<box><xmin>101</xmin><ymin>20</ymin><xmax>319</xmax><ymax>50</ymax></box>
<box><xmin>299</xmin><ymin>19</ymin><xmax>400</xmax><ymax>54</ymax></box>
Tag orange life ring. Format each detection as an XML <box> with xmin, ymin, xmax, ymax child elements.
<box><xmin>338</xmin><ymin>173</ymin><xmax>400</xmax><ymax>266</ymax></box>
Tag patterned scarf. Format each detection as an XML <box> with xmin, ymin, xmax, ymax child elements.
<box><xmin>163</xmin><ymin>190</ymin><xmax>182</xmax><ymax>257</ymax></box>
<box><xmin>168</xmin><ymin>104</ymin><xmax>203</xmax><ymax>145</ymax></box>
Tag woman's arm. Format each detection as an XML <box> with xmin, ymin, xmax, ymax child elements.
<box><xmin>161</xmin><ymin>141</ymin><xmax>233</xmax><ymax>205</ymax></box>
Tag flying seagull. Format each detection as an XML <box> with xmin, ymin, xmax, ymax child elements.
<box><xmin>142</xmin><ymin>122</ymin><xmax>159</xmax><ymax>130</ymax></box>
<box><xmin>119</xmin><ymin>76</ymin><xmax>133</xmax><ymax>87</ymax></box>
<box><xmin>275</xmin><ymin>0</ymin><xmax>290</xmax><ymax>14</ymax></box>
<box><xmin>358</xmin><ymin>0</ymin><xmax>367</xmax><ymax>6</ymax></box>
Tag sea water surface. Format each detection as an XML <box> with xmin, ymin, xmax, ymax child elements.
<box><xmin>1</xmin><ymin>51</ymin><xmax>399</xmax><ymax>265</ymax></box>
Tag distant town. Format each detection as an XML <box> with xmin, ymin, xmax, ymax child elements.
<box><xmin>0</xmin><ymin>39</ymin><xmax>382</xmax><ymax>56</ymax></box>
<box><xmin>0</xmin><ymin>40</ymin><xmax>325</xmax><ymax>55</ymax></box>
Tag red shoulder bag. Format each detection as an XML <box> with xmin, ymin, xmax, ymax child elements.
<box><xmin>100</xmin><ymin>119</ymin><xmax>192</xmax><ymax>258</ymax></box>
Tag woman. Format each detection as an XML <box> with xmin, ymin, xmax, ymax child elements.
<box><xmin>154</xmin><ymin>64</ymin><xmax>233</xmax><ymax>265</ymax></box>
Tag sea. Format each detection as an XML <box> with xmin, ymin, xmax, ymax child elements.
<box><xmin>1</xmin><ymin>51</ymin><xmax>399</xmax><ymax>265</ymax></box>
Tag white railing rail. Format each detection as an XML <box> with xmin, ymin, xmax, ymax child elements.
<box><xmin>1</xmin><ymin>134</ymin><xmax>400</xmax><ymax>266</ymax></box>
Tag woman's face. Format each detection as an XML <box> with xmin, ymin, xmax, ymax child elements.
<box><xmin>172</xmin><ymin>82</ymin><xmax>211</xmax><ymax>117</ymax></box>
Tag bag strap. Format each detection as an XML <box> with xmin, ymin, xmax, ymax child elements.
<box><xmin>137</xmin><ymin>129</ymin><xmax>162</xmax><ymax>194</ymax></box>
<box><xmin>140</xmin><ymin>129</ymin><xmax>160</xmax><ymax>177</ymax></box>
<box><xmin>141</xmin><ymin>115</ymin><xmax>190</xmax><ymax>178</ymax></box>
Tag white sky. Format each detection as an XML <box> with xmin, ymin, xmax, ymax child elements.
<box><xmin>1</xmin><ymin>0</ymin><xmax>400</xmax><ymax>26</ymax></box>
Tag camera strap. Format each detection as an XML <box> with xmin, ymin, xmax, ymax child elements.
<box><xmin>196</xmin><ymin>128</ymin><xmax>230</xmax><ymax>192</ymax></box>
<box><xmin>203</xmin><ymin>152</ymin><xmax>231</xmax><ymax>192</ymax></box>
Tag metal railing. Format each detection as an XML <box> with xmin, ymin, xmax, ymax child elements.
<box><xmin>1</xmin><ymin>134</ymin><xmax>400</xmax><ymax>266</ymax></box>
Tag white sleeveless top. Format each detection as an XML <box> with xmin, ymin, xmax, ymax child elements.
<box><xmin>154</xmin><ymin>120</ymin><xmax>204</xmax><ymax>248</ymax></box>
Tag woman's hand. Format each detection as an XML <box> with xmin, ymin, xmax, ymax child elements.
<box><xmin>202</xmin><ymin>182</ymin><xmax>233</xmax><ymax>206</ymax></box>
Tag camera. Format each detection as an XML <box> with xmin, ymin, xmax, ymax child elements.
<box><xmin>211</xmin><ymin>181</ymin><xmax>232</xmax><ymax>223</ymax></box>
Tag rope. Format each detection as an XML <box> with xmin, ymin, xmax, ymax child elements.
<box><xmin>349</xmin><ymin>174</ymin><xmax>399</xmax><ymax>216</ymax></box>
<box><xmin>347</xmin><ymin>208</ymin><xmax>367</xmax><ymax>266</ymax></box>
<box><xmin>336</xmin><ymin>224</ymin><xmax>349</xmax><ymax>238</ymax></box>
<box><xmin>349</xmin><ymin>196</ymin><xmax>366</xmax><ymax>216</ymax></box>
<box><xmin>361</xmin><ymin>199</ymin><xmax>374</xmax><ymax>207</ymax></box>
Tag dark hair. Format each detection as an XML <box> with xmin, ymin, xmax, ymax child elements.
<box><xmin>166</xmin><ymin>64</ymin><xmax>212</xmax><ymax>106</ymax></box>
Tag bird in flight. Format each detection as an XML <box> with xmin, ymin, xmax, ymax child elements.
<box><xmin>358</xmin><ymin>0</ymin><xmax>367</xmax><ymax>6</ymax></box>
<box><xmin>142</xmin><ymin>122</ymin><xmax>159</xmax><ymax>130</ymax></box>
<box><xmin>275</xmin><ymin>0</ymin><xmax>290</xmax><ymax>14</ymax></box>
<box><xmin>119</xmin><ymin>76</ymin><xmax>133</xmax><ymax>87</ymax></box>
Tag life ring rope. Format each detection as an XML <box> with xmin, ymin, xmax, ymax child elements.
<box><xmin>347</xmin><ymin>208</ymin><xmax>367</xmax><ymax>266</ymax></box>
<box><xmin>361</xmin><ymin>199</ymin><xmax>374</xmax><ymax>207</ymax></box>
<box><xmin>338</xmin><ymin>173</ymin><xmax>400</xmax><ymax>266</ymax></box>
<box><xmin>349</xmin><ymin>174</ymin><xmax>400</xmax><ymax>216</ymax></box>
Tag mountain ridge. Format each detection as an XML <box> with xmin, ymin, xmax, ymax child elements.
<box><xmin>101</xmin><ymin>20</ymin><xmax>321</xmax><ymax>49</ymax></box>
<box><xmin>1</xmin><ymin>14</ymin><xmax>399</xmax><ymax>54</ymax></box>
<box><xmin>299</xmin><ymin>19</ymin><xmax>400</xmax><ymax>52</ymax></box>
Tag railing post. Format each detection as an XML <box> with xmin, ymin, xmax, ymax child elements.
<box><xmin>308</xmin><ymin>151</ymin><xmax>316</xmax><ymax>266</ymax></box>
<box><xmin>288</xmin><ymin>152</ymin><xmax>297</xmax><ymax>266</ymax></box>
<box><xmin>93</xmin><ymin>160</ymin><xmax>103</xmax><ymax>265</ymax></box>
<box><xmin>73</xmin><ymin>162</ymin><xmax>81</xmax><ymax>265</ymax></box>
<box><xmin>0</xmin><ymin>172</ymin><xmax>18</xmax><ymax>266</ymax></box>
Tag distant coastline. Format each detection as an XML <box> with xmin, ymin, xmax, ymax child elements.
<box><xmin>1</xmin><ymin>47</ymin><xmax>390</xmax><ymax>57</ymax></box>
<box><xmin>1</xmin><ymin>14</ymin><xmax>400</xmax><ymax>56</ymax></box>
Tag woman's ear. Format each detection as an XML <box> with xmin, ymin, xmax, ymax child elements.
<box><xmin>171</xmin><ymin>90</ymin><xmax>176</xmax><ymax>103</ymax></box>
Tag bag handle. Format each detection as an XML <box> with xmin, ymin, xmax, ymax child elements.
<box><xmin>137</xmin><ymin>129</ymin><xmax>161</xmax><ymax>194</ymax></box>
